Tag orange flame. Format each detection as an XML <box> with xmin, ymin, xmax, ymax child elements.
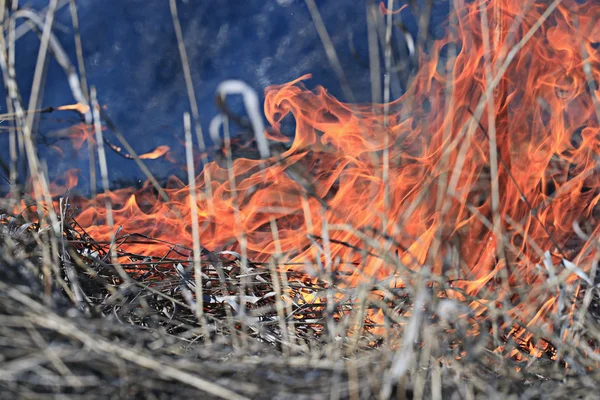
<box><xmin>54</xmin><ymin>123</ymin><xmax>171</xmax><ymax>161</ymax></box>
<box><xmin>56</xmin><ymin>102</ymin><xmax>90</xmax><ymax>115</ymax></box>
<box><xmin>138</xmin><ymin>145</ymin><xmax>171</xmax><ymax>160</ymax></box>
<box><xmin>379</xmin><ymin>3</ymin><xmax>408</xmax><ymax>16</ymax></box>
<box><xmin>64</xmin><ymin>123</ymin><xmax>95</xmax><ymax>150</ymax></box>
<box><xmin>42</xmin><ymin>0</ymin><xmax>600</xmax><ymax>354</ymax></box>
<box><xmin>45</xmin><ymin>168</ymin><xmax>79</xmax><ymax>197</ymax></box>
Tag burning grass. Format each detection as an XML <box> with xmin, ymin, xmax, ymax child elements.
<box><xmin>1</xmin><ymin>0</ymin><xmax>600</xmax><ymax>398</ymax></box>
<box><xmin>1</xmin><ymin>194</ymin><xmax>600</xmax><ymax>398</ymax></box>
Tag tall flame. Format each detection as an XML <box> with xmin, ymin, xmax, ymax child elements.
<box><xmin>67</xmin><ymin>0</ymin><xmax>600</xmax><ymax>341</ymax></box>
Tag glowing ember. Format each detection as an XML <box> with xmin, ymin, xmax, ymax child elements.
<box><xmin>31</xmin><ymin>0</ymin><xmax>600</xmax><ymax>357</ymax></box>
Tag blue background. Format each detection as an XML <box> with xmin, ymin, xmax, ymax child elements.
<box><xmin>0</xmin><ymin>0</ymin><xmax>448</xmax><ymax>194</ymax></box>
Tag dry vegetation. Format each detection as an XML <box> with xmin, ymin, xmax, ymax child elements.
<box><xmin>2</xmin><ymin>198</ymin><xmax>599</xmax><ymax>399</ymax></box>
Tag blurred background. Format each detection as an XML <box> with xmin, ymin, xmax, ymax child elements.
<box><xmin>0</xmin><ymin>0</ymin><xmax>448</xmax><ymax>195</ymax></box>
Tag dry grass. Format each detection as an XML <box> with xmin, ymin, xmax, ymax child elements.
<box><xmin>1</xmin><ymin>201</ymin><xmax>599</xmax><ymax>399</ymax></box>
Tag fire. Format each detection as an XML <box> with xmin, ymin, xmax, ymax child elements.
<box><xmin>37</xmin><ymin>0</ymin><xmax>600</xmax><ymax>356</ymax></box>
<box><xmin>138</xmin><ymin>145</ymin><xmax>171</xmax><ymax>160</ymax></box>
<box><xmin>46</xmin><ymin>168</ymin><xmax>80</xmax><ymax>197</ymax></box>
<box><xmin>56</xmin><ymin>102</ymin><xmax>90</xmax><ymax>115</ymax></box>
<box><xmin>51</xmin><ymin>122</ymin><xmax>172</xmax><ymax>161</ymax></box>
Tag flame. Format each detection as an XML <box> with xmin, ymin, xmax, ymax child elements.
<box><xmin>56</xmin><ymin>102</ymin><xmax>90</xmax><ymax>115</ymax></box>
<box><xmin>42</xmin><ymin>168</ymin><xmax>79</xmax><ymax>197</ymax></box>
<box><xmin>37</xmin><ymin>0</ymin><xmax>600</xmax><ymax>356</ymax></box>
<box><xmin>138</xmin><ymin>145</ymin><xmax>171</xmax><ymax>160</ymax></box>
<box><xmin>52</xmin><ymin>123</ymin><xmax>171</xmax><ymax>161</ymax></box>
<box><xmin>379</xmin><ymin>3</ymin><xmax>408</xmax><ymax>16</ymax></box>
<box><xmin>63</xmin><ymin>123</ymin><xmax>95</xmax><ymax>150</ymax></box>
